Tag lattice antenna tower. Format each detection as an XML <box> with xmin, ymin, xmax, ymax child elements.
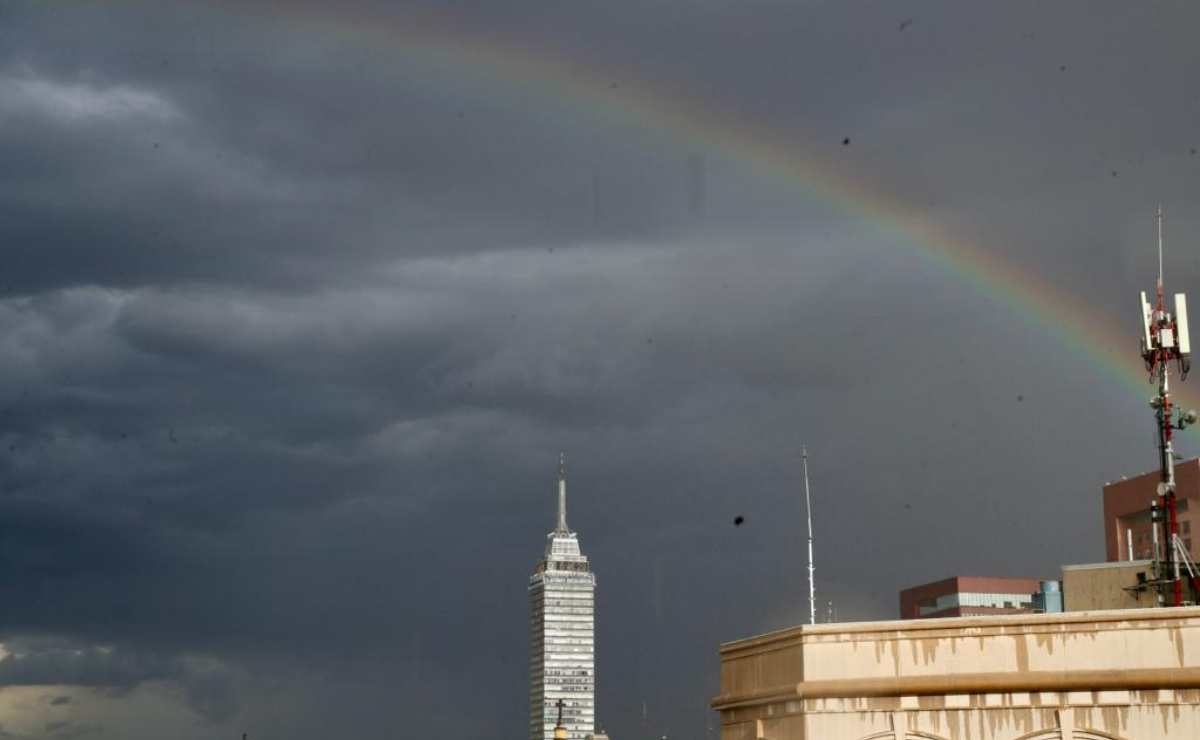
<box><xmin>1138</xmin><ymin>206</ymin><xmax>1197</xmax><ymax>606</ymax></box>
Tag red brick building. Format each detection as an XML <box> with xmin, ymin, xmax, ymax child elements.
<box><xmin>1103</xmin><ymin>458</ymin><xmax>1200</xmax><ymax>563</ymax></box>
<box><xmin>899</xmin><ymin>576</ymin><xmax>1044</xmax><ymax>620</ymax></box>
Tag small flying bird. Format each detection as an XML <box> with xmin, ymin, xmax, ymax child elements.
<box><xmin>898</xmin><ymin>18</ymin><xmax>913</xmax><ymax>31</ymax></box>
<box><xmin>733</xmin><ymin>515</ymin><xmax>745</xmax><ymax>526</ymax></box>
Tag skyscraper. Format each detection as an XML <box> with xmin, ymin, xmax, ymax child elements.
<box><xmin>529</xmin><ymin>455</ymin><xmax>596</xmax><ymax>740</ymax></box>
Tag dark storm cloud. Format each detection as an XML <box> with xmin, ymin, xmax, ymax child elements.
<box><xmin>0</xmin><ymin>637</ymin><xmax>239</xmax><ymax>724</ymax></box>
<box><xmin>2</xmin><ymin>1</ymin><xmax>1200</xmax><ymax>738</ymax></box>
<box><xmin>0</xmin><ymin>1</ymin><xmax>715</xmax><ymax>299</ymax></box>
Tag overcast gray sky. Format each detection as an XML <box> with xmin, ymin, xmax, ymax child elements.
<box><xmin>2</xmin><ymin>1</ymin><xmax>1200</xmax><ymax>738</ymax></box>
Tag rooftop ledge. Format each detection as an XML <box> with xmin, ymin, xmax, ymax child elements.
<box><xmin>718</xmin><ymin>605</ymin><xmax>1200</xmax><ymax>654</ymax></box>
<box><xmin>710</xmin><ymin>667</ymin><xmax>1200</xmax><ymax>709</ymax></box>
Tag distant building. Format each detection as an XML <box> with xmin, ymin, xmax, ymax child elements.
<box><xmin>899</xmin><ymin>576</ymin><xmax>1044</xmax><ymax>619</ymax></box>
<box><xmin>1061</xmin><ymin>558</ymin><xmax>1200</xmax><ymax>610</ymax></box>
<box><xmin>1104</xmin><ymin>457</ymin><xmax>1200</xmax><ymax>562</ymax></box>
<box><xmin>529</xmin><ymin>458</ymin><xmax>596</xmax><ymax>740</ymax></box>
<box><xmin>1031</xmin><ymin>579</ymin><xmax>1063</xmax><ymax>613</ymax></box>
<box><xmin>711</xmin><ymin>607</ymin><xmax>1200</xmax><ymax>740</ymax></box>
<box><xmin>1062</xmin><ymin>560</ymin><xmax>1155</xmax><ymax>611</ymax></box>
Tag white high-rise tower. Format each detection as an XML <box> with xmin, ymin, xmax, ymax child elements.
<box><xmin>529</xmin><ymin>454</ymin><xmax>596</xmax><ymax>740</ymax></box>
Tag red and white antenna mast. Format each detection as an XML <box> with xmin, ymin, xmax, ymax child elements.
<box><xmin>1139</xmin><ymin>206</ymin><xmax>1197</xmax><ymax>606</ymax></box>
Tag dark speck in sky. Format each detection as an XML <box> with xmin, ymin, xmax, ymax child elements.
<box><xmin>733</xmin><ymin>515</ymin><xmax>744</xmax><ymax>526</ymax></box>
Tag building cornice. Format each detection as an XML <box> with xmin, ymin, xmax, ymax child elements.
<box><xmin>711</xmin><ymin>667</ymin><xmax>1200</xmax><ymax>710</ymax></box>
<box><xmin>718</xmin><ymin>606</ymin><xmax>1200</xmax><ymax>657</ymax></box>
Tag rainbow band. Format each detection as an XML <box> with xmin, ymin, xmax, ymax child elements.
<box><xmin>203</xmin><ymin>2</ymin><xmax>1198</xmax><ymax>410</ymax></box>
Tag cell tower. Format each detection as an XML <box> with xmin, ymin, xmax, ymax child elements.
<box><xmin>1138</xmin><ymin>207</ymin><xmax>1199</xmax><ymax>606</ymax></box>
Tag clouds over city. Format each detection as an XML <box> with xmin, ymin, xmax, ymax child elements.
<box><xmin>1</xmin><ymin>1</ymin><xmax>1199</xmax><ymax>737</ymax></box>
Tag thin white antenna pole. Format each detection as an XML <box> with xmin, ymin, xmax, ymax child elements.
<box><xmin>1158</xmin><ymin>205</ymin><xmax>1164</xmax><ymax>289</ymax></box>
<box><xmin>802</xmin><ymin>446</ymin><xmax>815</xmax><ymax>626</ymax></box>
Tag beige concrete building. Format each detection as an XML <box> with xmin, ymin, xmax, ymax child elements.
<box><xmin>1061</xmin><ymin>561</ymin><xmax>1155</xmax><ymax>612</ymax></box>
<box><xmin>712</xmin><ymin>607</ymin><xmax>1200</xmax><ymax>740</ymax></box>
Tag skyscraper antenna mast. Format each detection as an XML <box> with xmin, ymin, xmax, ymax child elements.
<box><xmin>557</xmin><ymin>451</ymin><xmax>569</xmax><ymax>534</ymax></box>
<box><xmin>802</xmin><ymin>446</ymin><xmax>816</xmax><ymax>626</ymax></box>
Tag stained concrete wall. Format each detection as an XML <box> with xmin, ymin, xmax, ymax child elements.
<box><xmin>712</xmin><ymin>607</ymin><xmax>1200</xmax><ymax>740</ymax></box>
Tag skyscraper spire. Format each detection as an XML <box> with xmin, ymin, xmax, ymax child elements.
<box><xmin>556</xmin><ymin>451</ymin><xmax>569</xmax><ymax>533</ymax></box>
